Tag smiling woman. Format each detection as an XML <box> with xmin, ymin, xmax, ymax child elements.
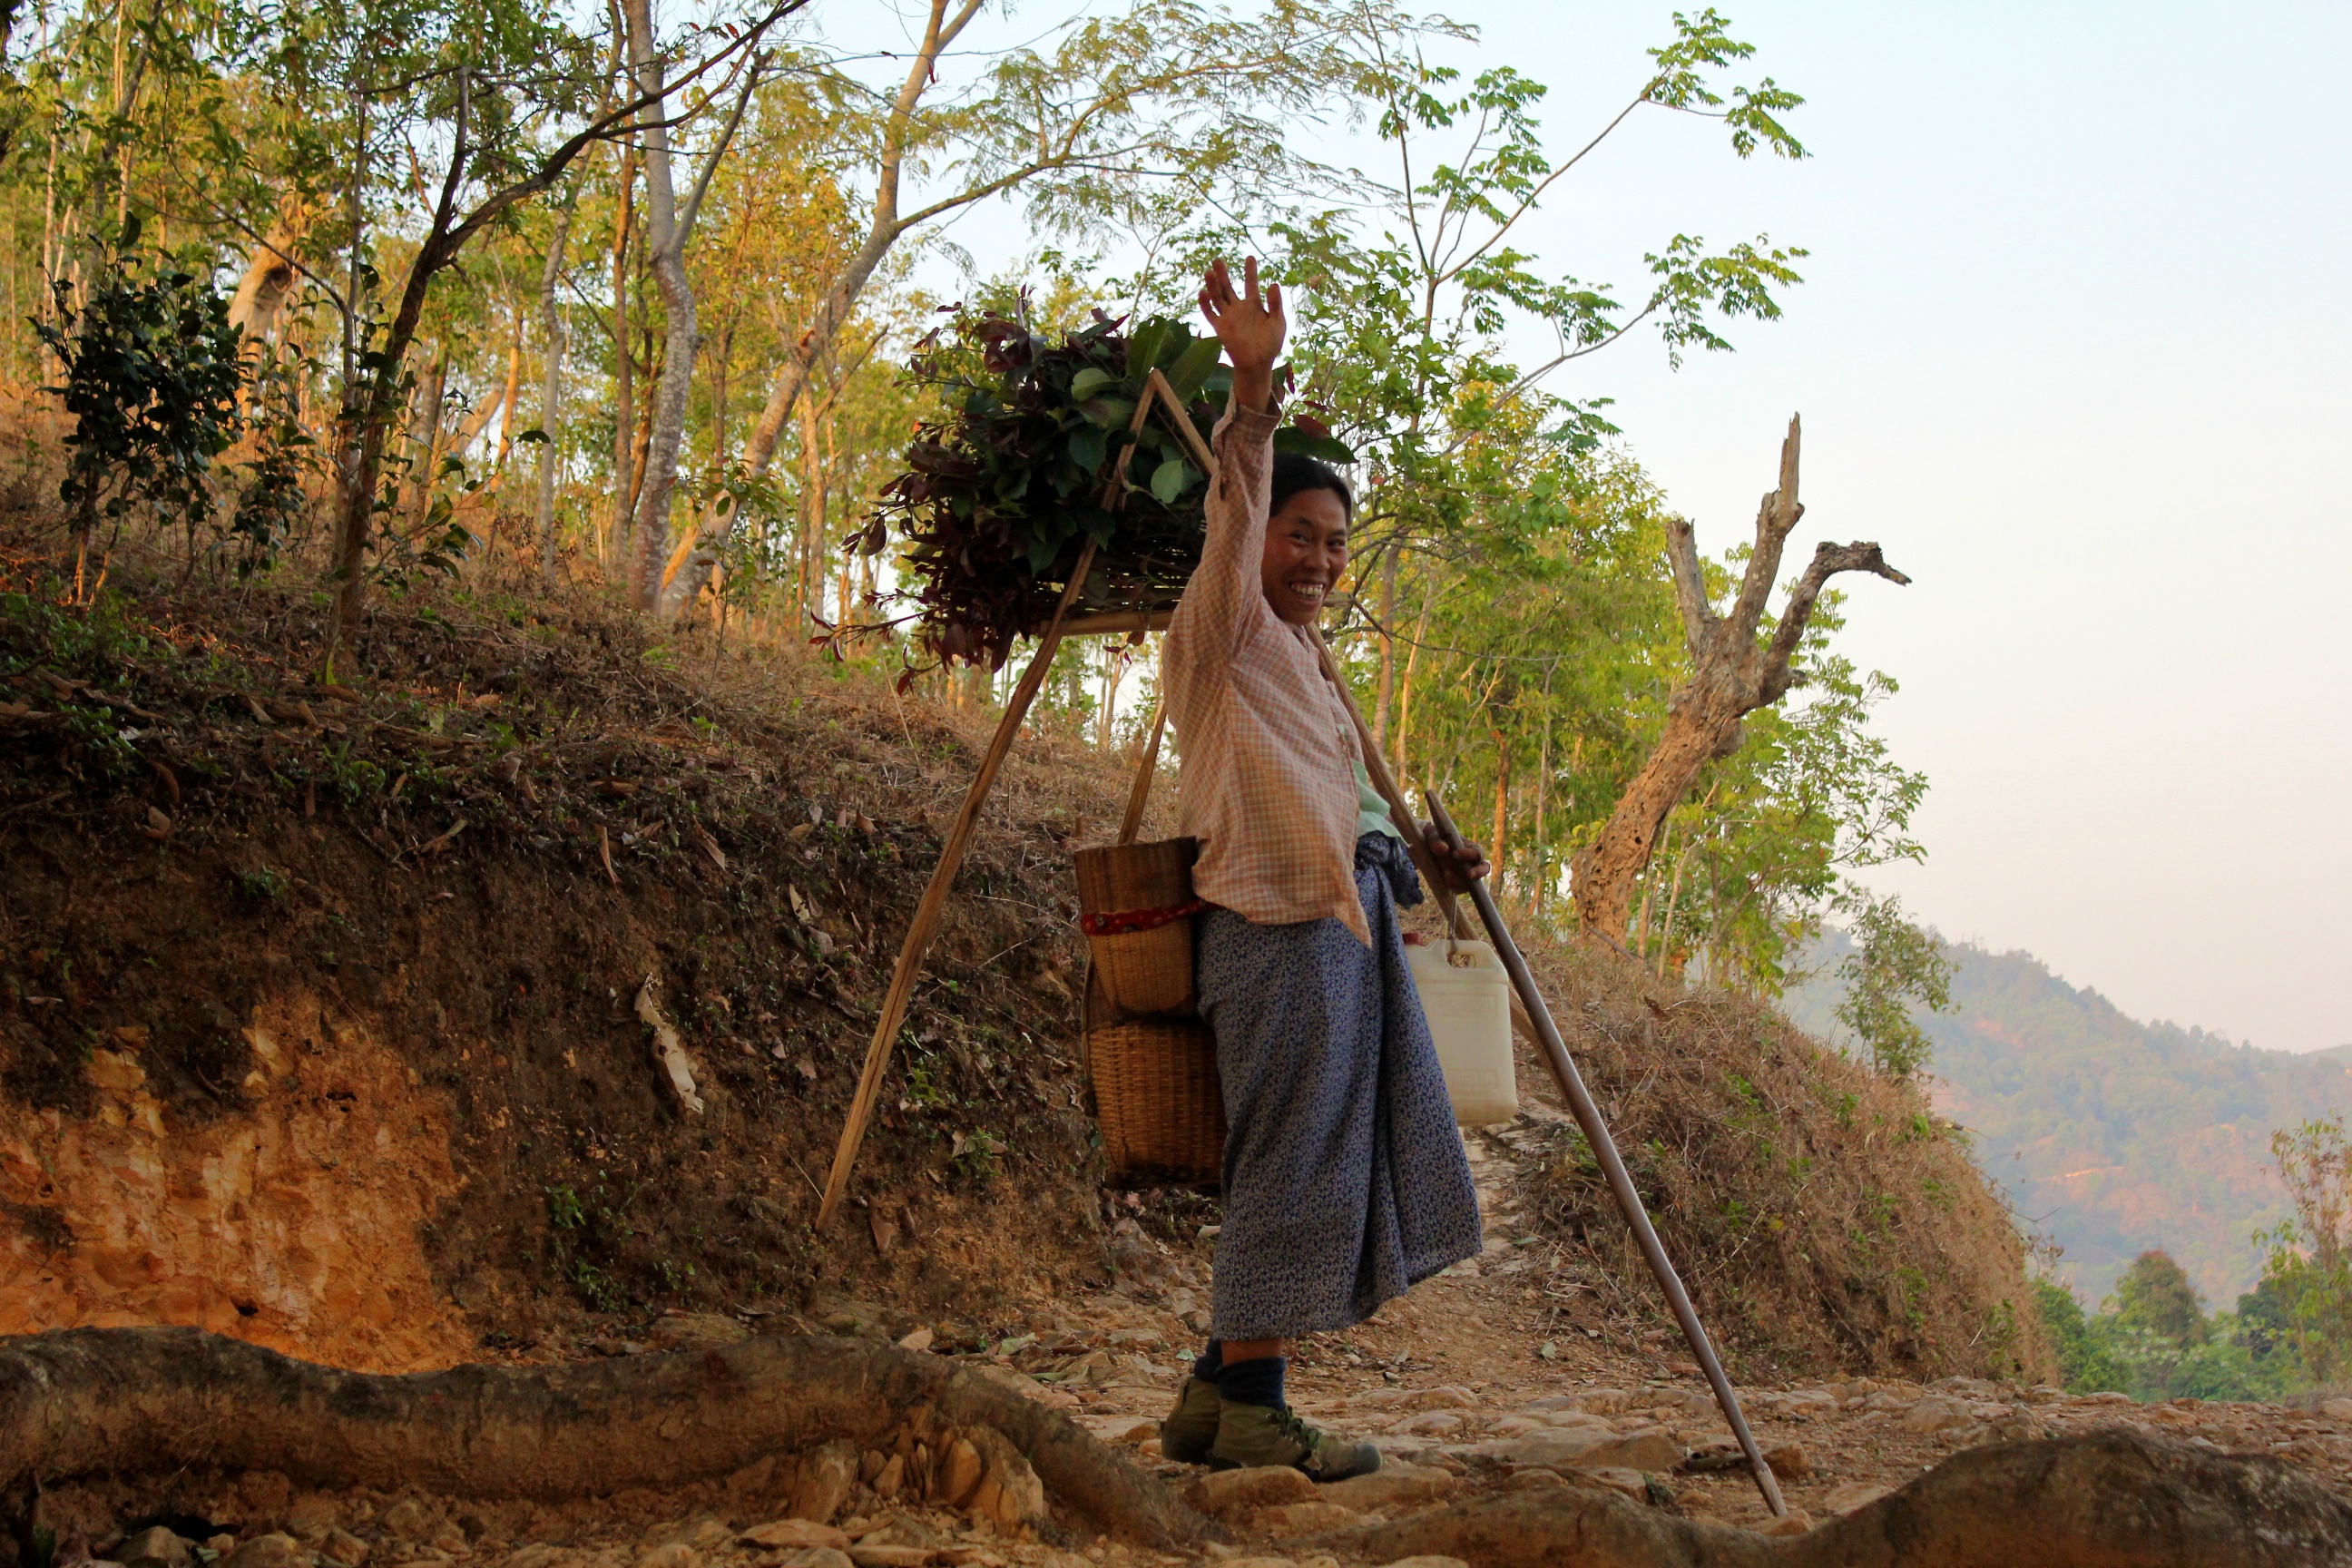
<box><xmin>1152</xmin><ymin>257</ymin><xmax>1489</xmax><ymax>1482</ymax></box>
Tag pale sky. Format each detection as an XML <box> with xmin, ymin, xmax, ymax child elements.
<box><xmin>876</xmin><ymin>1</ymin><xmax>2352</xmax><ymax>1051</ymax></box>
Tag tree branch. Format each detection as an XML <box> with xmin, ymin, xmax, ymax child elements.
<box><xmin>1721</xmin><ymin>412</ymin><xmax>1802</xmax><ymax>645</ymax></box>
<box><xmin>680</xmin><ymin>50</ymin><xmax>767</xmax><ymax>247</ymax></box>
<box><xmin>1757</xmin><ymin>540</ymin><xmax>1911</xmax><ymax>704</ymax></box>
<box><xmin>442</xmin><ymin>0</ymin><xmax>808</xmax><ymax>260</ymax></box>
<box><xmin>1661</xmin><ymin>515</ymin><xmax>1719</xmax><ymax>661</ymax></box>
<box><xmin>1434</xmin><ymin>89</ymin><xmax>1650</xmax><ymax>290</ymax></box>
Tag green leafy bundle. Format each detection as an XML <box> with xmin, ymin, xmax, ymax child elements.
<box><xmin>865</xmin><ymin>306</ymin><xmax>1350</xmax><ymax>671</ymax></box>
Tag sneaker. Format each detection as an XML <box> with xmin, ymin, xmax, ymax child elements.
<box><xmin>1207</xmin><ymin>1397</ymin><xmax>1383</xmax><ymax>1481</ymax></box>
<box><xmin>1160</xmin><ymin>1376</ymin><xmax>1222</xmax><ymax>1465</ymax></box>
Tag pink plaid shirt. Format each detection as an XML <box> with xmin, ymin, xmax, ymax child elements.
<box><xmin>1163</xmin><ymin>407</ymin><xmax>1369</xmax><ymax>946</ymax></box>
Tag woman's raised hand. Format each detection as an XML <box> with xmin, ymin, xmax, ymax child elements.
<box><xmin>1200</xmin><ymin>258</ymin><xmax>1284</xmax><ymax>412</ymax></box>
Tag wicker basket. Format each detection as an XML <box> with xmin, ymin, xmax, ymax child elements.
<box><xmin>1085</xmin><ymin>965</ymin><xmax>1226</xmax><ymax>1189</ymax></box>
<box><xmin>1073</xmin><ymin>837</ymin><xmax>1201</xmax><ymax>1018</ymax></box>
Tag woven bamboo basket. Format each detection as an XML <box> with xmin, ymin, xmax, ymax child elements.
<box><xmin>1073</xmin><ymin>837</ymin><xmax>1200</xmax><ymax>1017</ymax></box>
<box><xmin>1084</xmin><ymin>965</ymin><xmax>1225</xmax><ymax>1189</ymax></box>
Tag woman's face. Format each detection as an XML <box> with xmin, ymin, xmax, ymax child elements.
<box><xmin>1259</xmin><ymin>486</ymin><xmax>1349</xmax><ymax>625</ymax></box>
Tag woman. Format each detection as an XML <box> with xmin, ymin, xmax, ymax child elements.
<box><xmin>1155</xmin><ymin>257</ymin><xmax>1487</xmax><ymax>1479</ymax></box>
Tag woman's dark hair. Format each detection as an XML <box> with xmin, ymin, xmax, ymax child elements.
<box><xmin>1269</xmin><ymin>450</ymin><xmax>1352</xmax><ymax>523</ymax></box>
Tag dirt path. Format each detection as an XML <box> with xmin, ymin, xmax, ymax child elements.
<box><xmin>955</xmin><ymin>1106</ymin><xmax>2352</xmax><ymax>1538</ymax></box>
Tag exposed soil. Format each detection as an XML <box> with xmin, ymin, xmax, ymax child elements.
<box><xmin>0</xmin><ymin>554</ymin><xmax>1140</xmax><ymax>1368</ymax></box>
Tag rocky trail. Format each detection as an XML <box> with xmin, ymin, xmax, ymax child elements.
<box><xmin>19</xmin><ymin>1110</ymin><xmax>2352</xmax><ymax>1568</ymax></box>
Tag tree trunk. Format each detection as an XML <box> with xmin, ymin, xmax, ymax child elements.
<box><xmin>624</xmin><ymin>31</ymin><xmax>762</xmax><ymax>612</ymax></box>
<box><xmin>796</xmin><ymin>389</ymin><xmax>823</xmax><ymax>628</ymax></box>
<box><xmin>660</xmin><ymin>227</ymin><xmax>891</xmax><ymax>617</ymax></box>
<box><xmin>446</xmin><ymin>375</ymin><xmax>507</xmax><ymax>462</ymax></box>
<box><xmin>1570</xmin><ymin>416</ymin><xmax>1910</xmax><ymax>940</ymax></box>
<box><xmin>1373</xmin><ymin>547</ymin><xmax>1396</xmax><ymax>747</ymax></box>
<box><xmin>609</xmin><ymin>141</ymin><xmax>638</xmax><ymax>573</ymax></box>
<box><xmin>1577</xmin><ymin>681</ymin><xmax>1741</xmax><ymax>943</ymax></box>
<box><xmin>492</xmin><ymin>304</ymin><xmax>525</xmax><ymax>470</ymax></box>
<box><xmin>1532</xmin><ymin>690</ymin><xmax>1551</xmax><ymax>916</ymax></box>
<box><xmin>535</xmin><ymin>193</ymin><xmax>578</xmax><ymax>583</ymax></box>
<box><xmin>1395</xmin><ymin>585</ymin><xmax>1431</xmax><ymax>784</ymax></box>
<box><xmin>227</xmin><ymin>201</ymin><xmax>311</xmax><ymax>342</ymax></box>
<box><xmin>1489</xmin><ymin>726</ymin><xmax>1509</xmax><ymax>900</ymax></box>
<box><xmin>623</xmin><ymin>0</ymin><xmax>689</xmax><ymax>612</ymax></box>
<box><xmin>404</xmin><ymin>349</ymin><xmax>448</xmax><ymax>532</ymax></box>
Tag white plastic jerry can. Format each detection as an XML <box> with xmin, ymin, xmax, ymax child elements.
<box><xmin>1404</xmin><ymin>937</ymin><xmax>1519</xmax><ymax>1128</ymax></box>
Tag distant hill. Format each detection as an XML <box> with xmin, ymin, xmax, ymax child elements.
<box><xmin>1783</xmin><ymin>940</ymin><xmax>2352</xmax><ymax>1308</ymax></box>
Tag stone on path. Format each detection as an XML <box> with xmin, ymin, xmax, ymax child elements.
<box><xmin>1821</xmin><ymin>1481</ymin><xmax>1892</xmax><ymax>1514</ymax></box>
<box><xmin>740</xmin><ymin>1523</ymin><xmax>851</xmax><ymax>1553</ymax></box>
<box><xmin>1318</xmin><ymin>1465</ymin><xmax>1459</xmax><ymax>1512</ymax></box>
<box><xmin>789</xmin><ymin>1444</ymin><xmax>859</xmax><ymax>1524</ymax></box>
<box><xmin>1250</xmin><ymin>1502</ymin><xmax>1362</xmax><ymax>1536</ymax></box>
<box><xmin>847</xmin><ymin>1548</ymin><xmax>934</xmax><ymax>1568</ymax></box>
<box><xmin>1472</xmin><ymin>1429</ymin><xmax>1682</xmax><ymax>1474</ymax></box>
<box><xmin>1899</xmin><ymin>1397</ymin><xmax>1971</xmax><ymax>1435</ymax></box>
<box><xmin>219</xmin><ymin>1537</ymin><xmax>305</xmax><ymax>1568</ymax></box>
<box><xmin>1186</xmin><ymin>1466</ymin><xmax>1317</xmax><ymax>1516</ymax></box>
<box><xmin>118</xmin><ymin>1529</ymin><xmax>192</xmax><ymax>1568</ymax></box>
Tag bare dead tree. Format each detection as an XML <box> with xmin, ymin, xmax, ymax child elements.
<box><xmin>1570</xmin><ymin>415</ymin><xmax>1911</xmax><ymax>942</ymax></box>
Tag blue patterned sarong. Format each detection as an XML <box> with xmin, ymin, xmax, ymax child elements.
<box><xmin>1199</xmin><ymin>833</ymin><xmax>1483</xmax><ymax>1338</ymax></box>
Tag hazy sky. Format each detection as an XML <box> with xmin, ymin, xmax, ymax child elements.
<box><xmin>886</xmin><ymin>1</ymin><xmax>2352</xmax><ymax>1050</ymax></box>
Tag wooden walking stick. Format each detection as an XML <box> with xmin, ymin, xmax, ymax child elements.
<box><xmin>1421</xmin><ymin>781</ymin><xmax>1788</xmax><ymax>1519</ymax></box>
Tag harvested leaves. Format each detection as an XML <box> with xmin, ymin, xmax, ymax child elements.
<box><xmin>867</xmin><ymin>305</ymin><xmax>1351</xmax><ymax>673</ymax></box>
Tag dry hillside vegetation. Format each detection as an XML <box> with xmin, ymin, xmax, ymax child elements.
<box><xmin>1496</xmin><ymin>946</ymin><xmax>2053</xmax><ymax>1380</ymax></box>
<box><xmin>1</xmin><ymin>538</ymin><xmax>2042</xmax><ymax>1382</ymax></box>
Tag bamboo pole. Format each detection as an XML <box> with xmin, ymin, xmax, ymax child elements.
<box><xmin>814</xmin><ymin>538</ymin><xmax>1099</xmax><ymax>1230</ymax></box>
<box><xmin>816</xmin><ymin>377</ymin><xmax>1181</xmax><ymax>1224</ymax></box>
<box><xmin>1119</xmin><ymin>700</ymin><xmax>1169</xmax><ymax>846</ymax></box>
<box><xmin>1420</xmin><ymin>781</ymin><xmax>1788</xmax><ymax>1520</ymax></box>
<box><xmin>1063</xmin><ymin>609</ymin><xmax>1171</xmax><ymax>638</ymax></box>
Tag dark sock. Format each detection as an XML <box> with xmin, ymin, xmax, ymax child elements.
<box><xmin>1218</xmin><ymin>1355</ymin><xmax>1287</xmax><ymax>1409</ymax></box>
<box><xmin>1193</xmin><ymin>1339</ymin><xmax>1223</xmax><ymax>1384</ymax></box>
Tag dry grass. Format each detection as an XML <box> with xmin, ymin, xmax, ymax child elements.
<box><xmin>1497</xmin><ymin>933</ymin><xmax>2059</xmax><ymax>1383</ymax></box>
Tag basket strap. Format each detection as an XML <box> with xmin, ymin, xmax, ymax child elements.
<box><xmin>1080</xmin><ymin>897</ymin><xmax>1208</xmax><ymax>937</ymax></box>
<box><xmin>1117</xmin><ymin>697</ymin><xmax>1170</xmax><ymax>846</ymax></box>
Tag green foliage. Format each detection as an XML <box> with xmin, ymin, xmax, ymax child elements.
<box><xmin>870</xmin><ymin>305</ymin><xmax>1338</xmax><ymax>672</ymax></box>
<box><xmin>2256</xmin><ymin>1114</ymin><xmax>2352</xmax><ymax>1383</ymax></box>
<box><xmin>1831</xmin><ymin>892</ymin><xmax>1953</xmax><ymax>1077</ymax></box>
<box><xmin>232</xmin><ymin>866</ymin><xmax>289</xmax><ymax>905</ymax></box>
<box><xmin>2113</xmin><ymin>1250</ymin><xmax>2208</xmax><ymax>1345</ymax></box>
<box><xmin>35</xmin><ymin>230</ymin><xmax>246</xmax><ymax>547</ymax></box>
<box><xmin>2034</xmin><ymin>1253</ymin><xmax>2305</xmax><ymax>1402</ymax></box>
<box><xmin>229</xmin><ymin>358</ymin><xmax>320</xmax><ymax>579</ymax></box>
